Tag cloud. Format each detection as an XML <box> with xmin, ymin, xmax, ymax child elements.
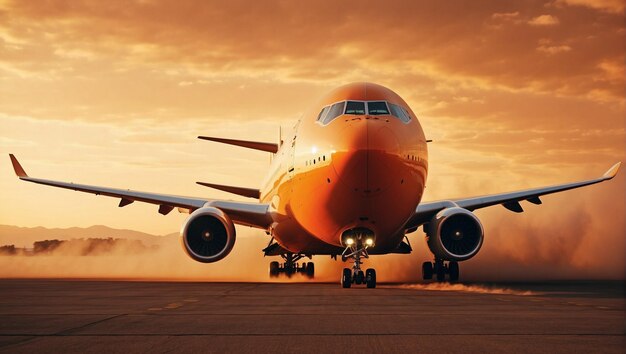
<box><xmin>537</xmin><ymin>44</ymin><xmax>572</xmax><ymax>54</ymax></box>
<box><xmin>554</xmin><ymin>0</ymin><xmax>625</xmax><ymax>13</ymax></box>
<box><xmin>0</xmin><ymin>0</ymin><xmax>623</xmax><ymax>111</ymax></box>
<box><xmin>491</xmin><ymin>11</ymin><xmax>520</xmax><ymax>20</ymax></box>
<box><xmin>528</xmin><ymin>14</ymin><xmax>560</xmax><ymax>26</ymax></box>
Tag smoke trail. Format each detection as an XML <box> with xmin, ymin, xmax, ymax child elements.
<box><xmin>391</xmin><ymin>283</ymin><xmax>536</xmax><ymax>296</ymax></box>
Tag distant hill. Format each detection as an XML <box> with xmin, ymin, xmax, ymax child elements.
<box><xmin>0</xmin><ymin>225</ymin><xmax>178</xmax><ymax>248</ymax></box>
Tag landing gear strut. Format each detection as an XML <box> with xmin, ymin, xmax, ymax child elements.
<box><xmin>341</xmin><ymin>241</ymin><xmax>376</xmax><ymax>288</ymax></box>
<box><xmin>422</xmin><ymin>259</ymin><xmax>459</xmax><ymax>282</ymax></box>
<box><xmin>269</xmin><ymin>253</ymin><xmax>314</xmax><ymax>278</ymax></box>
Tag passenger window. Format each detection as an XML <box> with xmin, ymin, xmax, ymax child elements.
<box><xmin>345</xmin><ymin>101</ymin><xmax>366</xmax><ymax>115</ymax></box>
<box><xmin>322</xmin><ymin>101</ymin><xmax>346</xmax><ymax>124</ymax></box>
<box><xmin>389</xmin><ymin>103</ymin><xmax>411</xmax><ymax>123</ymax></box>
<box><xmin>367</xmin><ymin>101</ymin><xmax>389</xmax><ymax>115</ymax></box>
<box><xmin>317</xmin><ymin>106</ymin><xmax>330</xmax><ymax>122</ymax></box>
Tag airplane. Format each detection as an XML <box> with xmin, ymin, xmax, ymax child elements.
<box><xmin>8</xmin><ymin>82</ymin><xmax>621</xmax><ymax>288</ymax></box>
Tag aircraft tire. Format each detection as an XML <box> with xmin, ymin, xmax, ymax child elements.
<box><xmin>269</xmin><ymin>261</ymin><xmax>280</xmax><ymax>278</ymax></box>
<box><xmin>341</xmin><ymin>268</ymin><xmax>352</xmax><ymax>288</ymax></box>
<box><xmin>422</xmin><ymin>262</ymin><xmax>433</xmax><ymax>280</ymax></box>
<box><xmin>436</xmin><ymin>265</ymin><xmax>446</xmax><ymax>282</ymax></box>
<box><xmin>448</xmin><ymin>261</ymin><xmax>459</xmax><ymax>282</ymax></box>
<box><xmin>355</xmin><ymin>270</ymin><xmax>364</xmax><ymax>284</ymax></box>
<box><xmin>366</xmin><ymin>268</ymin><xmax>376</xmax><ymax>288</ymax></box>
<box><xmin>306</xmin><ymin>262</ymin><xmax>315</xmax><ymax>278</ymax></box>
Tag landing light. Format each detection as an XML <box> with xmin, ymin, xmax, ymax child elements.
<box><xmin>346</xmin><ymin>238</ymin><xmax>354</xmax><ymax>246</ymax></box>
<box><xmin>365</xmin><ymin>238</ymin><xmax>374</xmax><ymax>246</ymax></box>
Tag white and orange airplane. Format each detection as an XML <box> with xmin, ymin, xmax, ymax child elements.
<box><xmin>9</xmin><ymin>82</ymin><xmax>621</xmax><ymax>288</ymax></box>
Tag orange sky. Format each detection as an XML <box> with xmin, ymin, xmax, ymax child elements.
<box><xmin>0</xmin><ymin>0</ymin><xmax>624</xmax><ymax>277</ymax></box>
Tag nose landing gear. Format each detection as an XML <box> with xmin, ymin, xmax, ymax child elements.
<box><xmin>422</xmin><ymin>259</ymin><xmax>459</xmax><ymax>282</ymax></box>
<box><xmin>340</xmin><ymin>242</ymin><xmax>376</xmax><ymax>288</ymax></box>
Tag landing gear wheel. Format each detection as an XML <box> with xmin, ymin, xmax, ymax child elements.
<box><xmin>422</xmin><ymin>262</ymin><xmax>433</xmax><ymax>280</ymax></box>
<box><xmin>365</xmin><ymin>268</ymin><xmax>376</xmax><ymax>288</ymax></box>
<box><xmin>306</xmin><ymin>262</ymin><xmax>315</xmax><ymax>278</ymax></box>
<box><xmin>436</xmin><ymin>264</ymin><xmax>446</xmax><ymax>282</ymax></box>
<box><xmin>285</xmin><ymin>266</ymin><xmax>295</xmax><ymax>277</ymax></box>
<box><xmin>341</xmin><ymin>268</ymin><xmax>352</xmax><ymax>288</ymax></box>
<box><xmin>269</xmin><ymin>261</ymin><xmax>279</xmax><ymax>278</ymax></box>
<box><xmin>448</xmin><ymin>261</ymin><xmax>459</xmax><ymax>282</ymax></box>
<box><xmin>354</xmin><ymin>270</ymin><xmax>365</xmax><ymax>284</ymax></box>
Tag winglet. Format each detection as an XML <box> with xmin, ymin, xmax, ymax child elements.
<box><xmin>9</xmin><ymin>154</ymin><xmax>28</xmax><ymax>178</ymax></box>
<box><xmin>603</xmin><ymin>162</ymin><xmax>621</xmax><ymax>180</ymax></box>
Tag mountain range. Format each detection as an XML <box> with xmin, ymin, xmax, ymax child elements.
<box><xmin>0</xmin><ymin>224</ymin><xmax>177</xmax><ymax>248</ymax></box>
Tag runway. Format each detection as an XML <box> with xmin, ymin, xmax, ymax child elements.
<box><xmin>0</xmin><ymin>280</ymin><xmax>623</xmax><ymax>353</ymax></box>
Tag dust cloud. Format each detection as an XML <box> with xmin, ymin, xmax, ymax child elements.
<box><xmin>392</xmin><ymin>283</ymin><xmax>536</xmax><ymax>296</ymax></box>
<box><xmin>0</xmin><ymin>228</ymin><xmax>344</xmax><ymax>282</ymax></box>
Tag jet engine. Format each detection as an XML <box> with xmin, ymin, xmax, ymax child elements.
<box><xmin>425</xmin><ymin>207</ymin><xmax>483</xmax><ymax>261</ymax></box>
<box><xmin>181</xmin><ymin>207</ymin><xmax>236</xmax><ymax>263</ymax></box>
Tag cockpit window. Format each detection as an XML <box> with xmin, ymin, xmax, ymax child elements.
<box><xmin>345</xmin><ymin>101</ymin><xmax>366</xmax><ymax>115</ymax></box>
<box><xmin>317</xmin><ymin>100</ymin><xmax>411</xmax><ymax>125</ymax></box>
<box><xmin>389</xmin><ymin>103</ymin><xmax>411</xmax><ymax>123</ymax></box>
<box><xmin>367</xmin><ymin>101</ymin><xmax>389</xmax><ymax>115</ymax></box>
<box><xmin>317</xmin><ymin>106</ymin><xmax>330</xmax><ymax>122</ymax></box>
<box><xmin>322</xmin><ymin>101</ymin><xmax>346</xmax><ymax>124</ymax></box>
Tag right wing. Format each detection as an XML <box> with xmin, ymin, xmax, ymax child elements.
<box><xmin>9</xmin><ymin>154</ymin><xmax>272</xmax><ymax>229</ymax></box>
<box><xmin>405</xmin><ymin>162</ymin><xmax>621</xmax><ymax>229</ymax></box>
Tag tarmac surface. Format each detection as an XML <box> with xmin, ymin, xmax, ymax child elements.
<box><xmin>0</xmin><ymin>279</ymin><xmax>623</xmax><ymax>353</ymax></box>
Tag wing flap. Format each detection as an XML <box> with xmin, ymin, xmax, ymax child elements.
<box><xmin>503</xmin><ymin>201</ymin><xmax>524</xmax><ymax>213</ymax></box>
<box><xmin>118</xmin><ymin>198</ymin><xmax>134</xmax><ymax>207</ymax></box>
<box><xmin>526</xmin><ymin>196</ymin><xmax>542</xmax><ymax>205</ymax></box>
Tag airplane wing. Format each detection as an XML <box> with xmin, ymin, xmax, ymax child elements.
<box><xmin>405</xmin><ymin>162</ymin><xmax>621</xmax><ymax>229</ymax></box>
<box><xmin>8</xmin><ymin>154</ymin><xmax>272</xmax><ymax>229</ymax></box>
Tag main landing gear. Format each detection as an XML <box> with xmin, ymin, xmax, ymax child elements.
<box><xmin>422</xmin><ymin>259</ymin><xmax>459</xmax><ymax>282</ymax></box>
<box><xmin>269</xmin><ymin>253</ymin><xmax>314</xmax><ymax>278</ymax></box>
<box><xmin>340</xmin><ymin>241</ymin><xmax>376</xmax><ymax>289</ymax></box>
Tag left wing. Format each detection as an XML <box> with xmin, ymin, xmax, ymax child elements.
<box><xmin>405</xmin><ymin>162</ymin><xmax>621</xmax><ymax>229</ymax></box>
<box><xmin>8</xmin><ymin>154</ymin><xmax>272</xmax><ymax>229</ymax></box>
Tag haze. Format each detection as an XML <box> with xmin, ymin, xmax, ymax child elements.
<box><xmin>0</xmin><ymin>0</ymin><xmax>623</xmax><ymax>280</ymax></box>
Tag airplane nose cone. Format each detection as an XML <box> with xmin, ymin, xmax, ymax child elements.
<box><xmin>331</xmin><ymin>119</ymin><xmax>400</xmax><ymax>194</ymax></box>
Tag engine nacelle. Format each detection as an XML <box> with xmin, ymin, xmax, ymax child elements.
<box><xmin>181</xmin><ymin>207</ymin><xmax>236</xmax><ymax>263</ymax></box>
<box><xmin>426</xmin><ymin>207</ymin><xmax>484</xmax><ymax>261</ymax></box>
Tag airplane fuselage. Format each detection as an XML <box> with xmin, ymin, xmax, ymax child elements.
<box><xmin>259</xmin><ymin>83</ymin><xmax>428</xmax><ymax>254</ymax></box>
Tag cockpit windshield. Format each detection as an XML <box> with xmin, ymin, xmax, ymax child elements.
<box><xmin>367</xmin><ymin>101</ymin><xmax>389</xmax><ymax>115</ymax></box>
<box><xmin>321</xmin><ymin>101</ymin><xmax>345</xmax><ymax>124</ymax></box>
<box><xmin>345</xmin><ymin>101</ymin><xmax>366</xmax><ymax>115</ymax></box>
<box><xmin>316</xmin><ymin>100</ymin><xmax>411</xmax><ymax>125</ymax></box>
<box><xmin>389</xmin><ymin>103</ymin><xmax>411</xmax><ymax>123</ymax></box>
